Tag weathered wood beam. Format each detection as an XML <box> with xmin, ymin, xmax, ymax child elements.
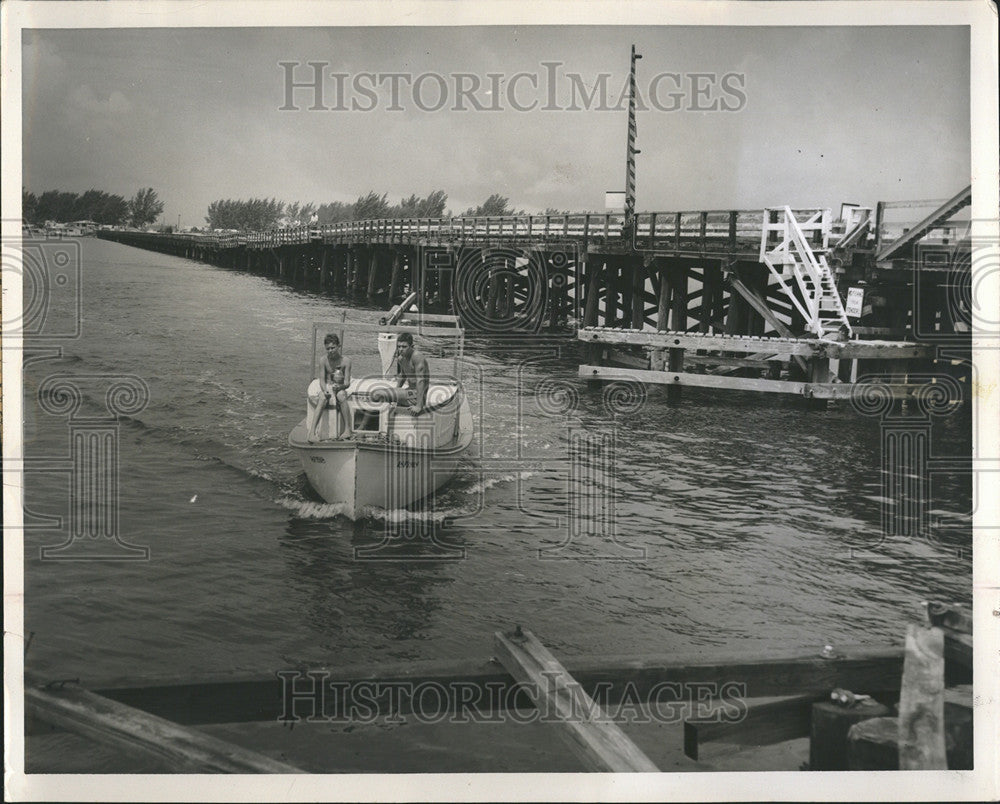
<box><xmin>577</xmin><ymin>328</ymin><xmax>932</xmax><ymax>359</ymax></box>
<box><xmin>684</xmin><ymin>694</ymin><xmax>821</xmax><ymax>761</ymax></box>
<box><xmin>604</xmin><ymin>347</ymin><xmax>652</xmax><ymax>370</ymax></box>
<box><xmin>64</xmin><ymin>647</ymin><xmax>903</xmax><ymax>728</ymax></box>
<box><xmin>876</xmin><ymin>185</ymin><xmax>971</xmax><ymax>263</ymax></box>
<box><xmin>493</xmin><ymin>628</ymin><xmax>659</xmax><ymax>772</ymax></box>
<box><xmin>578</xmin><ymin>365</ymin><xmax>923</xmax><ymax>400</ymax></box>
<box><xmin>897</xmin><ymin>624</ymin><xmax>947</xmax><ymax>770</ymax></box>
<box><xmin>729</xmin><ymin>275</ymin><xmax>808</xmax><ymax>372</ymax></box>
<box><xmin>631</xmin><ymin>258</ymin><xmax>645</xmax><ymax>329</ymax></box>
<box><xmin>582</xmin><ymin>255</ymin><xmax>601</xmax><ymax>328</ymax></box>
<box><xmin>26</xmin><ymin>682</ymin><xmax>303</xmax><ymax>773</ymax></box>
<box><xmin>366</xmin><ymin>247</ymin><xmax>380</xmax><ymax>299</ymax></box>
<box><xmin>668</xmin><ymin>262</ymin><xmax>688</xmax><ymax>401</ymax></box>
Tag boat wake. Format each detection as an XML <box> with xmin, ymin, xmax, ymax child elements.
<box><xmin>276</xmin><ymin>494</ymin><xmax>479</xmax><ymax>523</ymax></box>
<box><xmin>459</xmin><ymin>470</ymin><xmax>537</xmax><ymax>495</ymax></box>
<box><xmin>276</xmin><ymin>496</ymin><xmax>351</xmax><ymax>519</ymax></box>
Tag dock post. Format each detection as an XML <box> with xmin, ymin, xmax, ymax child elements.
<box><xmin>582</xmin><ymin>254</ymin><xmax>600</xmax><ymax>328</ymax></box>
<box><xmin>630</xmin><ymin>255</ymin><xmax>645</xmax><ymax>329</ymax></box>
<box><xmin>667</xmin><ymin>261</ymin><xmax>688</xmax><ymax>401</ymax></box>
<box><xmin>698</xmin><ymin>264</ymin><xmax>714</xmax><ymax>334</ymax></box>
<box><xmin>653</xmin><ymin>258</ymin><xmax>670</xmax><ymax>371</ymax></box>
<box><xmin>503</xmin><ymin>268</ymin><xmax>516</xmax><ymax>319</ymax></box>
<box><xmin>486</xmin><ymin>253</ymin><xmax>500</xmax><ymax>320</ymax></box>
<box><xmin>319</xmin><ymin>246</ymin><xmax>330</xmax><ymax>288</ymax></box>
<box><xmin>604</xmin><ymin>258</ymin><xmax>619</xmax><ymax>327</ymax></box>
<box><xmin>387</xmin><ymin>249</ymin><xmax>402</xmax><ymax>302</ymax></box>
<box><xmin>367</xmin><ymin>247</ymin><xmax>380</xmax><ymax>300</ymax></box>
<box><xmin>441</xmin><ymin>251</ymin><xmax>454</xmax><ymax>313</ymax></box>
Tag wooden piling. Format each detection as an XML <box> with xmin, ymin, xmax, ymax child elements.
<box><xmin>654</xmin><ymin>259</ymin><xmax>670</xmax><ymax>371</ymax></box>
<box><xmin>582</xmin><ymin>255</ymin><xmax>601</xmax><ymax>329</ymax></box>
<box><xmin>319</xmin><ymin>246</ymin><xmax>330</xmax><ymax>288</ymax></box>
<box><xmin>441</xmin><ymin>253</ymin><xmax>454</xmax><ymax>312</ymax></box>
<box><xmin>667</xmin><ymin>261</ymin><xmax>688</xmax><ymax>401</ymax></box>
<box><xmin>387</xmin><ymin>250</ymin><xmax>402</xmax><ymax>302</ymax></box>
<box><xmin>847</xmin><ymin>716</ymin><xmax>900</xmax><ymax>770</ymax></box>
<box><xmin>809</xmin><ymin>698</ymin><xmax>891</xmax><ymax>770</ymax></box>
<box><xmin>486</xmin><ymin>256</ymin><xmax>500</xmax><ymax>320</ymax></box>
<box><xmin>630</xmin><ymin>256</ymin><xmax>645</xmax><ymax>329</ymax></box>
<box><xmin>367</xmin><ymin>247</ymin><xmax>380</xmax><ymax>300</ymax></box>
<box><xmin>604</xmin><ymin>259</ymin><xmax>619</xmax><ymax>327</ymax></box>
<box><xmin>898</xmin><ymin>624</ymin><xmax>947</xmax><ymax>770</ymax></box>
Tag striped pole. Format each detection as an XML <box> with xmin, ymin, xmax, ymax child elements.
<box><xmin>624</xmin><ymin>45</ymin><xmax>642</xmax><ymax>235</ymax></box>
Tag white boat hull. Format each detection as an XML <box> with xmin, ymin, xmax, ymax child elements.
<box><xmin>289</xmin><ymin>388</ymin><xmax>473</xmax><ymax>519</ymax></box>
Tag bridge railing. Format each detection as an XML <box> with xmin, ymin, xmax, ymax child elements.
<box><xmin>315</xmin><ymin>213</ymin><xmax>628</xmax><ymax>244</ymax></box>
<box><xmin>98</xmin><ymin>208</ymin><xmax>833</xmax><ymax>254</ymax></box>
<box><xmin>309</xmin><ymin>209</ymin><xmax>825</xmax><ymax>253</ymax></box>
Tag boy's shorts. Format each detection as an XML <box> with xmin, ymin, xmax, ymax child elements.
<box><xmin>307</xmin><ymin>379</ymin><xmax>339</xmax><ymax>407</ymax></box>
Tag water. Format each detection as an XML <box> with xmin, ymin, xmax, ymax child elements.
<box><xmin>23</xmin><ymin>238</ymin><xmax>972</xmax><ymax>689</ymax></box>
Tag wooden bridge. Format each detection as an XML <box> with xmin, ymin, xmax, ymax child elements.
<box><xmin>97</xmin><ymin>185</ymin><xmax>971</xmax><ymax>405</ymax></box>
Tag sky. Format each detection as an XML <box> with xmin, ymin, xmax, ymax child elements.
<box><xmin>21</xmin><ymin>25</ymin><xmax>970</xmax><ymax>228</ymax></box>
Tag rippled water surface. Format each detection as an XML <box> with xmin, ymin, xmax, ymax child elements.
<box><xmin>24</xmin><ymin>238</ymin><xmax>972</xmax><ymax>687</ymax></box>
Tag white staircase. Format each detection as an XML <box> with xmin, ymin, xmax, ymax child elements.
<box><xmin>760</xmin><ymin>207</ymin><xmax>852</xmax><ymax>338</ymax></box>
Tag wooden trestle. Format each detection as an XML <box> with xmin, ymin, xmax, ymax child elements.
<box><xmin>579</xmin><ymin>328</ymin><xmax>936</xmax><ymax>401</ymax></box>
<box><xmin>95</xmin><ymin>186</ymin><xmax>971</xmax><ymax>405</ymax></box>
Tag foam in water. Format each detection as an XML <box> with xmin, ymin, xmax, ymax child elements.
<box><xmin>461</xmin><ymin>470</ymin><xmax>537</xmax><ymax>495</ymax></box>
<box><xmin>277</xmin><ymin>496</ymin><xmax>350</xmax><ymax>519</ymax></box>
<box><xmin>276</xmin><ymin>494</ymin><xmax>479</xmax><ymax>523</ymax></box>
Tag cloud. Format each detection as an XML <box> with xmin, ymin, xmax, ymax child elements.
<box><xmin>66</xmin><ymin>85</ymin><xmax>134</xmax><ymax>132</ymax></box>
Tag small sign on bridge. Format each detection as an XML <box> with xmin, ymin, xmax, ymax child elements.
<box><xmin>845</xmin><ymin>287</ymin><xmax>865</xmax><ymax>319</ymax></box>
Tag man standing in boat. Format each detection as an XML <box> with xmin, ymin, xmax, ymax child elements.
<box><xmin>391</xmin><ymin>331</ymin><xmax>429</xmax><ymax>414</ymax></box>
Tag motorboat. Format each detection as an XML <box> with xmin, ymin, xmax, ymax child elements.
<box><xmin>288</xmin><ymin>315</ymin><xmax>473</xmax><ymax>518</ymax></box>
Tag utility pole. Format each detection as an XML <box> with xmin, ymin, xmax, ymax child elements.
<box><xmin>624</xmin><ymin>44</ymin><xmax>642</xmax><ymax>239</ymax></box>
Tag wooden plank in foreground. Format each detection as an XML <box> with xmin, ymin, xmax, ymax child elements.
<box><xmin>492</xmin><ymin>628</ymin><xmax>659</xmax><ymax>772</ymax></box>
<box><xmin>897</xmin><ymin>624</ymin><xmax>947</xmax><ymax>770</ymax></box>
<box><xmin>683</xmin><ymin>694</ymin><xmax>820</xmax><ymax>761</ymax></box>
<box><xmin>26</xmin><ymin>682</ymin><xmax>303</xmax><ymax>773</ymax></box>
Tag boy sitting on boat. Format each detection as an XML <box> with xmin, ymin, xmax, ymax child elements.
<box><xmin>370</xmin><ymin>331</ymin><xmax>429</xmax><ymax>415</ymax></box>
<box><xmin>306</xmin><ymin>333</ymin><xmax>354</xmax><ymax>442</ymax></box>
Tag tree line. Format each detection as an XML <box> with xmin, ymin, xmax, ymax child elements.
<box><xmin>203</xmin><ymin>190</ymin><xmax>564</xmax><ymax>231</ymax></box>
<box><xmin>23</xmin><ymin>187</ymin><xmax>165</xmax><ymax>228</ymax></box>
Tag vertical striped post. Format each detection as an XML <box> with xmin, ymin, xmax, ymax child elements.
<box><xmin>624</xmin><ymin>45</ymin><xmax>642</xmax><ymax>238</ymax></box>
